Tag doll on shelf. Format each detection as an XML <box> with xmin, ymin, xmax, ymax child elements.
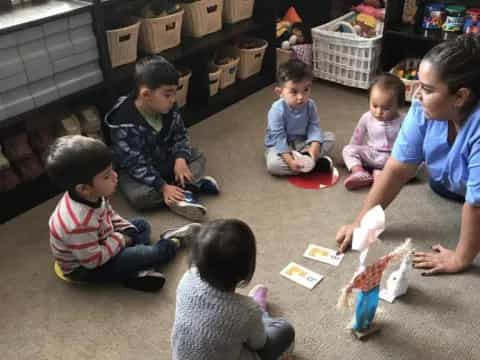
<box><xmin>280</xmin><ymin>22</ymin><xmax>312</xmax><ymax>67</ymax></box>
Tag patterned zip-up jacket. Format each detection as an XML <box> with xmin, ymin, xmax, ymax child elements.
<box><xmin>105</xmin><ymin>95</ymin><xmax>192</xmax><ymax>191</ymax></box>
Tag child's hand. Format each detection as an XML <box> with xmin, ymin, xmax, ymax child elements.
<box><xmin>287</xmin><ymin>158</ymin><xmax>304</xmax><ymax>172</ymax></box>
<box><xmin>174</xmin><ymin>158</ymin><xmax>193</xmax><ymax>187</ymax></box>
<box><xmin>162</xmin><ymin>184</ymin><xmax>185</xmax><ymax>205</ymax></box>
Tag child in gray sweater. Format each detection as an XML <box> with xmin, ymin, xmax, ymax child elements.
<box><xmin>171</xmin><ymin>219</ymin><xmax>295</xmax><ymax>360</ymax></box>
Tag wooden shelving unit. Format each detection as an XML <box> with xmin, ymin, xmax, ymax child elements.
<box><xmin>381</xmin><ymin>0</ymin><xmax>480</xmax><ymax>71</ymax></box>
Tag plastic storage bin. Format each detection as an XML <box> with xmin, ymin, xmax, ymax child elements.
<box><xmin>223</xmin><ymin>0</ymin><xmax>254</xmax><ymax>24</ymax></box>
<box><xmin>139</xmin><ymin>10</ymin><xmax>184</xmax><ymax>54</ymax></box>
<box><xmin>312</xmin><ymin>12</ymin><xmax>383</xmax><ymax>89</ymax></box>
<box><xmin>106</xmin><ymin>19</ymin><xmax>140</xmax><ymax>68</ymax></box>
<box><xmin>180</xmin><ymin>0</ymin><xmax>223</xmax><ymax>38</ymax></box>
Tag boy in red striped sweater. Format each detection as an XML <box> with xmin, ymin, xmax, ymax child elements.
<box><xmin>46</xmin><ymin>135</ymin><xmax>199</xmax><ymax>292</ymax></box>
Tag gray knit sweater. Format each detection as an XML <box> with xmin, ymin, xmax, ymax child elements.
<box><xmin>171</xmin><ymin>269</ymin><xmax>267</xmax><ymax>360</ymax></box>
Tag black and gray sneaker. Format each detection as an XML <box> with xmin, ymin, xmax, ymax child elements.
<box><xmin>123</xmin><ymin>270</ymin><xmax>166</xmax><ymax>292</ymax></box>
<box><xmin>160</xmin><ymin>222</ymin><xmax>202</xmax><ymax>248</ymax></box>
<box><xmin>168</xmin><ymin>190</ymin><xmax>207</xmax><ymax>221</ymax></box>
<box><xmin>314</xmin><ymin>155</ymin><xmax>333</xmax><ymax>173</ymax></box>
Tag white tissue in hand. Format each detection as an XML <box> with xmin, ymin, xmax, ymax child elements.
<box><xmin>352</xmin><ymin>205</ymin><xmax>385</xmax><ymax>251</ymax></box>
<box><xmin>292</xmin><ymin>151</ymin><xmax>315</xmax><ymax>173</ymax></box>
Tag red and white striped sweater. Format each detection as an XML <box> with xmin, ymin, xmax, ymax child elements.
<box><xmin>49</xmin><ymin>192</ymin><xmax>134</xmax><ymax>274</ymax></box>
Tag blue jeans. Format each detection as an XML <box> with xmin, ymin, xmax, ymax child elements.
<box><xmin>257</xmin><ymin>312</ymin><xmax>295</xmax><ymax>360</ymax></box>
<box><xmin>68</xmin><ymin>219</ymin><xmax>177</xmax><ymax>283</ymax></box>
<box><xmin>429</xmin><ymin>179</ymin><xmax>465</xmax><ymax>203</ymax></box>
<box><xmin>353</xmin><ymin>286</ymin><xmax>380</xmax><ymax>331</ymax></box>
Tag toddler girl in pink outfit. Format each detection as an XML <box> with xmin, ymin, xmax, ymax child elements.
<box><xmin>343</xmin><ymin>74</ymin><xmax>406</xmax><ymax>190</ymax></box>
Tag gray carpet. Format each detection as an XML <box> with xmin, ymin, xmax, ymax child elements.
<box><xmin>1</xmin><ymin>81</ymin><xmax>479</xmax><ymax>360</ymax></box>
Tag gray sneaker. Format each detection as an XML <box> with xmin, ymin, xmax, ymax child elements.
<box><xmin>168</xmin><ymin>191</ymin><xmax>207</xmax><ymax>221</ymax></box>
<box><xmin>160</xmin><ymin>223</ymin><xmax>202</xmax><ymax>248</ymax></box>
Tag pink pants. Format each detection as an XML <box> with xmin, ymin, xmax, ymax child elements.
<box><xmin>342</xmin><ymin>144</ymin><xmax>390</xmax><ymax>171</ymax></box>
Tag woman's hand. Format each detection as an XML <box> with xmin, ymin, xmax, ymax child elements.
<box><xmin>335</xmin><ymin>223</ymin><xmax>357</xmax><ymax>253</ymax></box>
<box><xmin>413</xmin><ymin>244</ymin><xmax>467</xmax><ymax>275</ymax></box>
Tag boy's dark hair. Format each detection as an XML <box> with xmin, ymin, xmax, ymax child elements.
<box><xmin>277</xmin><ymin>58</ymin><xmax>313</xmax><ymax>86</ymax></box>
<box><xmin>134</xmin><ymin>55</ymin><xmax>179</xmax><ymax>98</ymax></box>
<box><xmin>424</xmin><ymin>34</ymin><xmax>480</xmax><ymax>114</ymax></box>
<box><xmin>369</xmin><ymin>73</ymin><xmax>406</xmax><ymax>106</ymax></box>
<box><xmin>45</xmin><ymin>135</ymin><xmax>112</xmax><ymax>191</ymax></box>
<box><xmin>191</xmin><ymin>219</ymin><xmax>256</xmax><ymax>291</ymax></box>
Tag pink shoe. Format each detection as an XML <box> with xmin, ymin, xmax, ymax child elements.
<box><xmin>248</xmin><ymin>284</ymin><xmax>268</xmax><ymax>312</ymax></box>
<box><xmin>344</xmin><ymin>170</ymin><xmax>373</xmax><ymax>190</ymax></box>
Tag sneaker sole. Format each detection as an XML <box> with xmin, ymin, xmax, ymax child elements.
<box><xmin>344</xmin><ymin>177</ymin><xmax>373</xmax><ymax>190</ymax></box>
<box><xmin>124</xmin><ymin>272</ymin><xmax>166</xmax><ymax>292</ymax></box>
<box><xmin>169</xmin><ymin>202</ymin><xmax>207</xmax><ymax>221</ymax></box>
<box><xmin>161</xmin><ymin>223</ymin><xmax>202</xmax><ymax>241</ymax></box>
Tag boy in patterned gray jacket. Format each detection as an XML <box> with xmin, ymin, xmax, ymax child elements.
<box><xmin>105</xmin><ymin>56</ymin><xmax>219</xmax><ymax>221</ymax></box>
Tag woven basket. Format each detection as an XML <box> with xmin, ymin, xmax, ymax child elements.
<box><xmin>390</xmin><ymin>58</ymin><xmax>421</xmax><ymax>102</ymax></box>
<box><xmin>223</xmin><ymin>0</ymin><xmax>254</xmax><ymax>24</ymax></box>
<box><xmin>106</xmin><ymin>20</ymin><xmax>140</xmax><ymax>68</ymax></box>
<box><xmin>176</xmin><ymin>70</ymin><xmax>192</xmax><ymax>108</ymax></box>
<box><xmin>234</xmin><ymin>38</ymin><xmax>268</xmax><ymax>79</ymax></box>
<box><xmin>276</xmin><ymin>48</ymin><xmax>293</xmax><ymax>73</ymax></box>
<box><xmin>139</xmin><ymin>10</ymin><xmax>184</xmax><ymax>54</ymax></box>
<box><xmin>208</xmin><ymin>66</ymin><xmax>222</xmax><ymax>96</ymax></box>
<box><xmin>180</xmin><ymin>0</ymin><xmax>223</xmax><ymax>38</ymax></box>
<box><xmin>216</xmin><ymin>56</ymin><xmax>240</xmax><ymax>89</ymax></box>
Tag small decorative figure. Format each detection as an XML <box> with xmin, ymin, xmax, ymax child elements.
<box><xmin>337</xmin><ymin>206</ymin><xmax>413</xmax><ymax>339</ymax></box>
<box><xmin>380</xmin><ymin>252</ymin><xmax>412</xmax><ymax>303</ymax></box>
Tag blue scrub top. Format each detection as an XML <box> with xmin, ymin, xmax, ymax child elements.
<box><xmin>392</xmin><ymin>101</ymin><xmax>480</xmax><ymax>205</ymax></box>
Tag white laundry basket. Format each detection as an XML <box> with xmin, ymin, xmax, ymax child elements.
<box><xmin>312</xmin><ymin>12</ymin><xmax>383</xmax><ymax>89</ymax></box>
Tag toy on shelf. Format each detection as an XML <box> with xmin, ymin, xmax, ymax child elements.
<box><xmin>402</xmin><ymin>0</ymin><xmax>418</xmax><ymax>24</ymax></box>
<box><xmin>391</xmin><ymin>58</ymin><xmax>421</xmax><ymax>102</ymax></box>
<box><xmin>337</xmin><ymin>206</ymin><xmax>413</xmax><ymax>339</ymax></box>
<box><xmin>464</xmin><ymin>8</ymin><xmax>480</xmax><ymax>34</ymax></box>
<box><xmin>352</xmin><ymin>0</ymin><xmax>385</xmax><ymax>38</ymax></box>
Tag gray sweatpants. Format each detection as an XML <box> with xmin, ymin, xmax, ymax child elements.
<box><xmin>118</xmin><ymin>147</ymin><xmax>206</xmax><ymax>211</ymax></box>
<box><xmin>257</xmin><ymin>312</ymin><xmax>295</xmax><ymax>360</ymax></box>
<box><xmin>265</xmin><ymin>132</ymin><xmax>336</xmax><ymax>176</ymax></box>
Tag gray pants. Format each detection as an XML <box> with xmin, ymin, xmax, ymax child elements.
<box><xmin>118</xmin><ymin>147</ymin><xmax>206</xmax><ymax>211</ymax></box>
<box><xmin>265</xmin><ymin>132</ymin><xmax>336</xmax><ymax>176</ymax></box>
<box><xmin>257</xmin><ymin>313</ymin><xmax>295</xmax><ymax>360</ymax></box>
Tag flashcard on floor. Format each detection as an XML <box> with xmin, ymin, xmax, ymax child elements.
<box><xmin>303</xmin><ymin>244</ymin><xmax>344</xmax><ymax>266</ymax></box>
<box><xmin>280</xmin><ymin>262</ymin><xmax>324</xmax><ymax>290</ymax></box>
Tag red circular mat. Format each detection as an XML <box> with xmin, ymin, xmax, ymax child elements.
<box><xmin>288</xmin><ymin>167</ymin><xmax>340</xmax><ymax>189</ymax></box>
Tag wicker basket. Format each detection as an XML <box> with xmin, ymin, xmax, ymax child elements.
<box><xmin>233</xmin><ymin>38</ymin><xmax>268</xmax><ymax>79</ymax></box>
<box><xmin>180</xmin><ymin>0</ymin><xmax>223</xmax><ymax>38</ymax></box>
<box><xmin>312</xmin><ymin>12</ymin><xmax>383</xmax><ymax>89</ymax></box>
<box><xmin>390</xmin><ymin>58</ymin><xmax>421</xmax><ymax>102</ymax></box>
<box><xmin>223</xmin><ymin>0</ymin><xmax>254</xmax><ymax>24</ymax></box>
<box><xmin>216</xmin><ymin>56</ymin><xmax>240</xmax><ymax>89</ymax></box>
<box><xmin>276</xmin><ymin>48</ymin><xmax>293</xmax><ymax>74</ymax></box>
<box><xmin>208</xmin><ymin>65</ymin><xmax>222</xmax><ymax>96</ymax></box>
<box><xmin>139</xmin><ymin>10</ymin><xmax>184</xmax><ymax>54</ymax></box>
<box><xmin>176</xmin><ymin>69</ymin><xmax>192</xmax><ymax>108</ymax></box>
<box><xmin>106</xmin><ymin>20</ymin><xmax>141</xmax><ymax>68</ymax></box>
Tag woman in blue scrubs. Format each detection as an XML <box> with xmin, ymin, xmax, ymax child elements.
<box><xmin>336</xmin><ymin>34</ymin><xmax>480</xmax><ymax>275</ymax></box>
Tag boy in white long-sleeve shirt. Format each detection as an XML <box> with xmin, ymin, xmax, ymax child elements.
<box><xmin>46</xmin><ymin>135</ymin><xmax>197</xmax><ymax>292</ymax></box>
